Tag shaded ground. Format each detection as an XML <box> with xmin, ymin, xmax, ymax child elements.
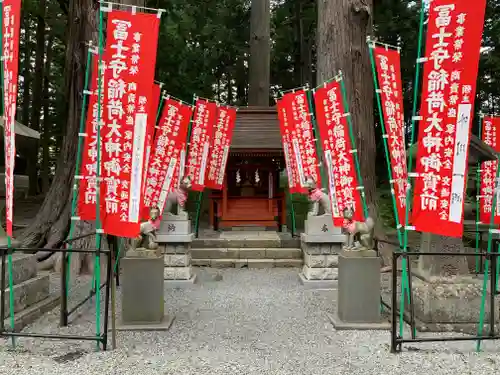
<box><xmin>0</xmin><ymin>268</ymin><xmax>499</xmax><ymax>375</ymax></box>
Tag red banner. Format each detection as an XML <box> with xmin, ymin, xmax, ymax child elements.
<box><xmin>373</xmin><ymin>46</ymin><xmax>409</xmax><ymax>224</ymax></box>
<box><xmin>314</xmin><ymin>81</ymin><xmax>364</xmax><ymax>224</ymax></box>
<box><xmin>205</xmin><ymin>106</ymin><xmax>237</xmax><ymax>190</ymax></box>
<box><xmin>100</xmin><ymin>10</ymin><xmax>160</xmax><ymax>237</ymax></box>
<box><xmin>2</xmin><ymin>0</ymin><xmax>21</xmax><ymax>236</ymax></box>
<box><xmin>411</xmin><ymin>1</ymin><xmax>486</xmax><ymax>237</ymax></box>
<box><xmin>141</xmin><ymin>83</ymin><xmax>161</xmax><ymax>195</ymax></box>
<box><xmin>277</xmin><ymin>96</ymin><xmax>302</xmax><ymax>194</ymax></box>
<box><xmin>78</xmin><ymin>55</ymin><xmax>102</xmax><ymax>220</ymax></box>
<box><xmin>479</xmin><ymin>117</ymin><xmax>500</xmax><ymax>225</ymax></box>
<box><xmin>283</xmin><ymin>90</ymin><xmax>322</xmax><ymax>188</ymax></box>
<box><xmin>184</xmin><ymin>99</ymin><xmax>217</xmax><ymax>192</ymax></box>
<box><xmin>143</xmin><ymin>97</ymin><xmax>192</xmax><ymax>214</ymax></box>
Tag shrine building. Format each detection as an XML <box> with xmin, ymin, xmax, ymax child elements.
<box><xmin>207</xmin><ymin>106</ymin><xmax>287</xmax><ymax>230</ymax></box>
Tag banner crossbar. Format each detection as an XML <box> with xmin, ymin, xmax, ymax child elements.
<box><xmin>366</xmin><ymin>36</ymin><xmax>401</xmax><ymax>52</ymax></box>
<box><xmin>99</xmin><ymin>1</ymin><xmax>165</xmax><ymax>14</ymax></box>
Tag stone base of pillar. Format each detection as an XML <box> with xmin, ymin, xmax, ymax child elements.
<box><xmin>331</xmin><ymin>250</ymin><xmax>389</xmax><ymax>330</ymax></box>
<box><xmin>160</xmin><ymin>242</ymin><xmax>196</xmax><ymax>287</ymax></box>
<box><xmin>298</xmin><ymin>216</ymin><xmax>344</xmax><ymax>289</ymax></box>
<box><xmin>119</xmin><ymin>252</ymin><xmax>174</xmax><ymax>331</ymax></box>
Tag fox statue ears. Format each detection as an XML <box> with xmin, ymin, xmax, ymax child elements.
<box><xmin>305</xmin><ymin>175</ymin><xmax>317</xmax><ymax>189</ymax></box>
<box><xmin>342</xmin><ymin>204</ymin><xmax>355</xmax><ymax>214</ymax></box>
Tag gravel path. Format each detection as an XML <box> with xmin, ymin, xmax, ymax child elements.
<box><xmin>1</xmin><ymin>268</ymin><xmax>499</xmax><ymax>374</ymax></box>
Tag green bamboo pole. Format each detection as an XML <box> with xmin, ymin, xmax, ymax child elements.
<box><xmin>314</xmin><ymin>76</ymin><xmax>337</xmax><ymax>91</ymax></box>
<box><xmin>66</xmin><ymin>45</ymin><xmax>94</xmax><ymax>294</ymax></box>
<box><xmin>367</xmin><ymin>41</ymin><xmax>413</xmax><ymax>336</ymax></box>
<box><xmin>94</xmin><ymin>6</ymin><xmax>105</xmax><ymax>351</ymax></box>
<box><xmin>155</xmin><ymin>89</ymin><xmax>165</xmax><ymax>125</ymax></box>
<box><xmin>0</xmin><ymin>1</ymin><xmax>15</xmax><ymax>348</ymax></box>
<box><xmin>337</xmin><ymin>73</ymin><xmax>369</xmax><ymax>219</ymax></box>
<box><xmin>399</xmin><ymin>0</ymin><xmax>426</xmax><ymax>339</ymax></box>
<box><xmin>475</xmin><ymin>115</ymin><xmax>484</xmax><ymax>274</ymax></box>
<box><xmin>402</xmin><ymin>0</ymin><xmax>426</xmax><ymax>259</ymax></box>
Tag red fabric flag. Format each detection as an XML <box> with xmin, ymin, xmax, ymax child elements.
<box><xmin>276</xmin><ymin>96</ymin><xmax>302</xmax><ymax>194</ymax></box>
<box><xmin>205</xmin><ymin>106</ymin><xmax>237</xmax><ymax>190</ymax></box>
<box><xmin>2</xmin><ymin>0</ymin><xmax>21</xmax><ymax>236</ymax></box>
<box><xmin>142</xmin><ymin>97</ymin><xmax>192</xmax><ymax>214</ymax></box>
<box><xmin>78</xmin><ymin>55</ymin><xmax>102</xmax><ymax>220</ymax></box>
<box><xmin>411</xmin><ymin>1</ymin><xmax>487</xmax><ymax>237</ymax></box>
<box><xmin>479</xmin><ymin>117</ymin><xmax>500</xmax><ymax>225</ymax></box>
<box><xmin>184</xmin><ymin>99</ymin><xmax>217</xmax><ymax>192</ymax></box>
<box><xmin>373</xmin><ymin>46</ymin><xmax>410</xmax><ymax>225</ymax></box>
<box><xmin>314</xmin><ymin>81</ymin><xmax>364</xmax><ymax>224</ymax></box>
<box><xmin>100</xmin><ymin>10</ymin><xmax>160</xmax><ymax>237</ymax></box>
<box><xmin>283</xmin><ymin>90</ymin><xmax>322</xmax><ymax>188</ymax></box>
<box><xmin>141</xmin><ymin>83</ymin><xmax>161</xmax><ymax>195</ymax></box>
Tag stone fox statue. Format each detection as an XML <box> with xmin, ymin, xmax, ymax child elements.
<box><xmin>305</xmin><ymin>176</ymin><xmax>332</xmax><ymax>217</ymax></box>
<box><xmin>132</xmin><ymin>206</ymin><xmax>161</xmax><ymax>250</ymax></box>
<box><xmin>342</xmin><ymin>206</ymin><xmax>375</xmax><ymax>250</ymax></box>
<box><xmin>163</xmin><ymin>176</ymin><xmax>192</xmax><ymax>218</ymax></box>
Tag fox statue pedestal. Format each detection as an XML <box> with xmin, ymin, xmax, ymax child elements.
<box><xmin>118</xmin><ymin>248</ymin><xmax>174</xmax><ymax>331</ymax></box>
<box><xmin>298</xmin><ymin>215</ymin><xmax>344</xmax><ymax>289</ymax></box>
<box><xmin>157</xmin><ymin>213</ymin><xmax>196</xmax><ymax>287</ymax></box>
<box><xmin>327</xmin><ymin>250</ymin><xmax>390</xmax><ymax>330</ymax></box>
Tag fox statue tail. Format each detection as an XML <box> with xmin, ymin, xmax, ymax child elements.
<box><xmin>365</xmin><ymin>217</ymin><xmax>375</xmax><ymax>232</ymax></box>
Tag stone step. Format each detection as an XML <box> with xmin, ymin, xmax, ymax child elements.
<box><xmin>3</xmin><ymin>294</ymin><xmax>60</xmax><ymax>332</ymax></box>
<box><xmin>3</xmin><ymin>274</ymin><xmax>50</xmax><ymax>317</ymax></box>
<box><xmin>193</xmin><ymin>237</ymin><xmax>300</xmax><ymax>249</ymax></box>
<box><xmin>0</xmin><ymin>254</ymin><xmax>37</xmax><ymax>286</ymax></box>
<box><xmin>191</xmin><ymin>247</ymin><xmax>302</xmax><ymax>260</ymax></box>
<box><xmin>192</xmin><ymin>258</ymin><xmax>303</xmax><ymax>268</ymax></box>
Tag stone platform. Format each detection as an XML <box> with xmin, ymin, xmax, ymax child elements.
<box><xmin>1</xmin><ymin>254</ymin><xmax>59</xmax><ymax>331</ymax></box>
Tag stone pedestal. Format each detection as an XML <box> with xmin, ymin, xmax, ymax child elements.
<box><xmin>328</xmin><ymin>250</ymin><xmax>389</xmax><ymax>330</ymax></box>
<box><xmin>118</xmin><ymin>250</ymin><xmax>173</xmax><ymax>331</ymax></box>
<box><xmin>298</xmin><ymin>215</ymin><xmax>344</xmax><ymax>289</ymax></box>
<box><xmin>157</xmin><ymin>213</ymin><xmax>196</xmax><ymax>287</ymax></box>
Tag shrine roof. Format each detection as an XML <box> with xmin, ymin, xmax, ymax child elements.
<box><xmin>231</xmin><ymin>106</ymin><xmax>281</xmax><ymax>149</ymax></box>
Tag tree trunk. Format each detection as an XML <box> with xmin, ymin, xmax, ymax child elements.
<box><xmin>316</xmin><ymin>0</ymin><xmax>380</xmax><ymax>231</ymax></box>
<box><xmin>236</xmin><ymin>57</ymin><xmax>247</xmax><ymax>105</ymax></box>
<box><xmin>27</xmin><ymin>0</ymin><xmax>47</xmax><ymax>196</ymax></box>
<box><xmin>248</xmin><ymin>0</ymin><xmax>271</xmax><ymax>106</ymax></box>
<box><xmin>21</xmin><ymin>0</ymin><xmax>98</xmax><ymax>249</ymax></box>
<box><xmin>41</xmin><ymin>34</ymin><xmax>54</xmax><ymax>194</ymax></box>
<box><xmin>293</xmin><ymin>0</ymin><xmax>304</xmax><ymax>85</ymax></box>
<box><xmin>21</xmin><ymin>17</ymin><xmax>31</xmax><ymax>127</ymax></box>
